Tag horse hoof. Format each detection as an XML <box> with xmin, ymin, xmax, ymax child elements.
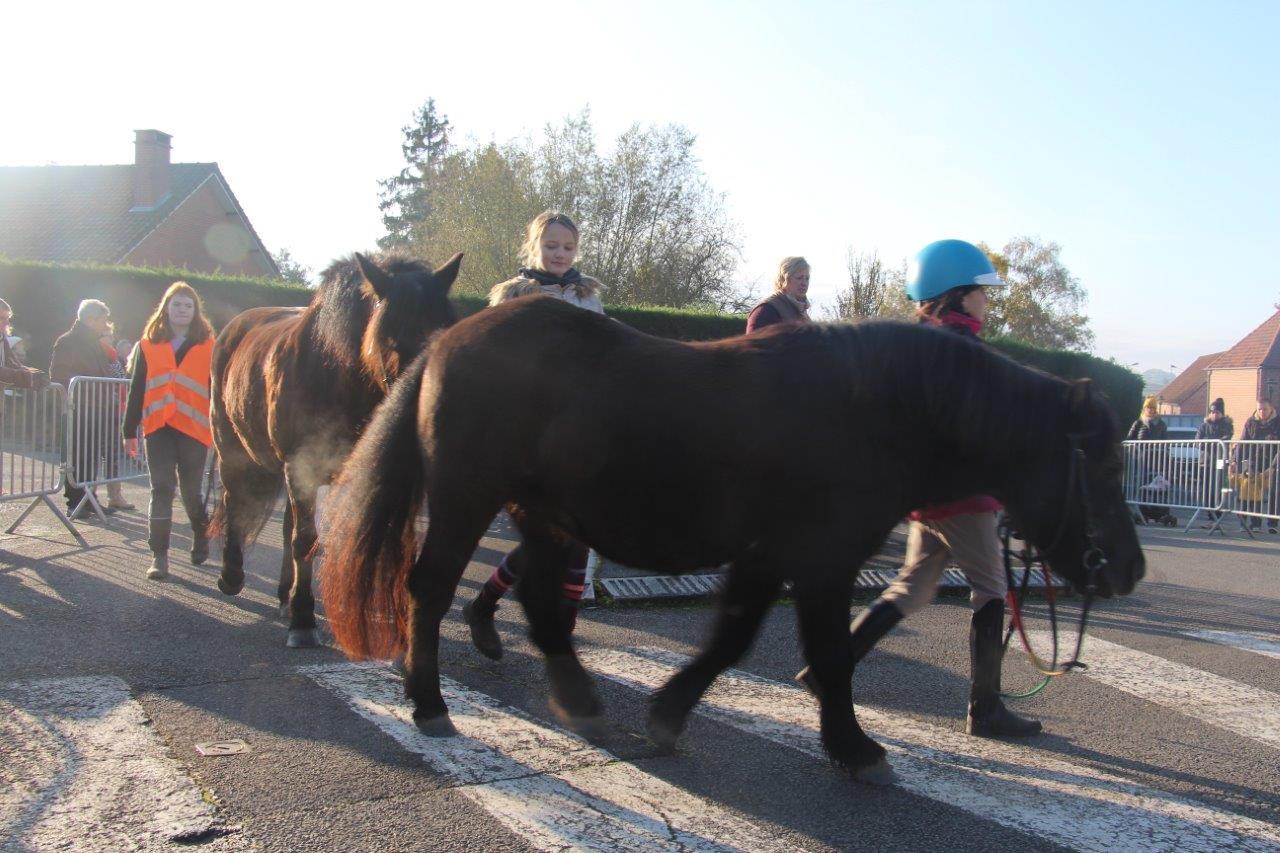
<box><xmin>286</xmin><ymin>629</ymin><xmax>321</xmax><ymax>648</ymax></box>
<box><xmin>646</xmin><ymin>716</ymin><xmax>682</xmax><ymax>753</ymax></box>
<box><xmin>217</xmin><ymin>574</ymin><xmax>244</xmax><ymax>596</ymax></box>
<box><xmin>414</xmin><ymin>714</ymin><xmax>458</xmax><ymax>738</ymax></box>
<box><xmin>548</xmin><ymin>696</ymin><xmax>605</xmax><ymax>738</ymax></box>
<box><xmin>278</xmin><ymin>603</ymin><xmax>290</xmax><ymax>619</ymax></box>
<box><xmin>850</xmin><ymin>757</ymin><xmax>898</xmax><ymax>786</ymax></box>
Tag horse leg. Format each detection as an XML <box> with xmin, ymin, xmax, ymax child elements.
<box><xmin>792</xmin><ymin>575</ymin><xmax>895</xmax><ymax>785</ymax></box>
<box><xmin>276</xmin><ymin>501</ymin><xmax>294</xmax><ymax>618</ymax></box>
<box><xmin>649</xmin><ymin>552</ymin><xmax>783</xmax><ymax>750</ymax></box>
<box><xmin>282</xmin><ymin>466</ymin><xmax>319</xmax><ymax>648</ymax></box>
<box><xmin>512</xmin><ymin>528</ymin><xmax>603</xmax><ymax>732</ymax></box>
<box><xmin>404</xmin><ymin>502</ymin><xmax>496</xmax><ymax>736</ymax></box>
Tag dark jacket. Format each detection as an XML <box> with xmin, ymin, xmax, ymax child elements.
<box><xmin>122</xmin><ymin>339</ymin><xmax>200</xmax><ymax>440</ymax></box>
<box><xmin>1195</xmin><ymin>416</ymin><xmax>1234</xmax><ymax>441</ymax></box>
<box><xmin>0</xmin><ymin>336</ymin><xmax>42</xmax><ymax>388</ymax></box>
<box><xmin>1126</xmin><ymin>418</ymin><xmax>1168</xmax><ymax>441</ymax></box>
<box><xmin>746</xmin><ymin>293</ymin><xmax>810</xmax><ymax>333</ymax></box>
<box><xmin>1234</xmin><ymin>412</ymin><xmax>1280</xmax><ymax>471</ymax></box>
<box><xmin>49</xmin><ymin>321</ymin><xmax>115</xmax><ymax>388</ymax></box>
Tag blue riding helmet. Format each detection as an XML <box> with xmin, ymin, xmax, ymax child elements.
<box><xmin>905</xmin><ymin>239</ymin><xmax>1007</xmax><ymax>302</ymax></box>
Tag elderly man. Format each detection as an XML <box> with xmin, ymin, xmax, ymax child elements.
<box><xmin>50</xmin><ymin>299</ymin><xmax>118</xmax><ymax>517</ymax></box>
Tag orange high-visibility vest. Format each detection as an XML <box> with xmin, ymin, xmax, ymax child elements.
<box><xmin>140</xmin><ymin>338</ymin><xmax>214</xmax><ymax>446</ymax></box>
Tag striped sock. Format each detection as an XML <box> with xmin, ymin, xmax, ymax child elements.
<box><xmin>478</xmin><ymin>553</ymin><xmax>521</xmax><ymax>608</ymax></box>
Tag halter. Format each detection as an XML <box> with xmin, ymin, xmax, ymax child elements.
<box><xmin>1000</xmin><ymin>432</ymin><xmax>1108</xmax><ymax>688</ymax></box>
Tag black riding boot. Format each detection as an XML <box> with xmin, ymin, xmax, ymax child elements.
<box><xmin>795</xmin><ymin>599</ymin><xmax>904</xmax><ymax>698</ymax></box>
<box><xmin>967</xmin><ymin>598</ymin><xmax>1043</xmax><ymax>737</ymax></box>
<box><xmin>147</xmin><ymin>518</ymin><xmax>172</xmax><ymax>581</ymax></box>
<box><xmin>463</xmin><ymin>594</ymin><xmax>504</xmax><ymax>661</ymax></box>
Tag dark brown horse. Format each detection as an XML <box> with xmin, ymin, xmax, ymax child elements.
<box><xmin>211</xmin><ymin>252</ymin><xmax>461</xmax><ymax>647</ymax></box>
<box><xmin>321</xmin><ymin>296</ymin><xmax>1144</xmax><ymax>778</ymax></box>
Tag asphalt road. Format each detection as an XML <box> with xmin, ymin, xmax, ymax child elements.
<box><xmin>2</xmin><ymin>484</ymin><xmax>1278</xmax><ymax>852</ymax></box>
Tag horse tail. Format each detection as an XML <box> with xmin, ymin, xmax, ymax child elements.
<box><xmin>320</xmin><ymin>352</ymin><xmax>429</xmax><ymax>660</ymax></box>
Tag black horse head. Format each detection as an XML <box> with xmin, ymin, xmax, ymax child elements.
<box><xmin>352</xmin><ymin>252</ymin><xmax>463</xmax><ymax>389</ymax></box>
<box><xmin>1009</xmin><ymin>380</ymin><xmax>1144</xmax><ymax>598</ymax></box>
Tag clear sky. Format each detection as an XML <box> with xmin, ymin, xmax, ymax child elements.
<box><xmin>4</xmin><ymin>1</ymin><xmax>1276</xmax><ymax>372</ymax></box>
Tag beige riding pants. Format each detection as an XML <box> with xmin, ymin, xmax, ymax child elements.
<box><xmin>880</xmin><ymin>512</ymin><xmax>1007</xmax><ymax>616</ymax></box>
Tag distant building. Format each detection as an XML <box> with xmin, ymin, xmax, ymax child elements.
<box><xmin>0</xmin><ymin>130</ymin><xmax>278</xmax><ymax>277</ymax></box>
<box><xmin>1157</xmin><ymin>353</ymin><xmax>1223</xmax><ymax>416</ymax></box>
<box><xmin>1207</xmin><ymin>309</ymin><xmax>1280</xmax><ymax>423</ymax></box>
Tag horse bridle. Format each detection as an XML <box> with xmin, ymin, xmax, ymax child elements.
<box><xmin>1001</xmin><ymin>431</ymin><xmax>1108</xmax><ymax>683</ymax></box>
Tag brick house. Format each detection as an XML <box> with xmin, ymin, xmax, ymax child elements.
<box><xmin>0</xmin><ymin>130</ymin><xmax>278</xmax><ymax>277</ymax></box>
<box><xmin>1206</xmin><ymin>310</ymin><xmax>1280</xmax><ymax>425</ymax></box>
<box><xmin>1157</xmin><ymin>352</ymin><xmax>1223</xmax><ymax>416</ymax></box>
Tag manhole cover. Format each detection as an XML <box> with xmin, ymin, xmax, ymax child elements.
<box><xmin>195</xmin><ymin>739</ymin><xmax>251</xmax><ymax>756</ymax></box>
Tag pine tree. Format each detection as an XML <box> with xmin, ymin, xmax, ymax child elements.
<box><xmin>378</xmin><ymin>99</ymin><xmax>451</xmax><ymax>250</ymax></box>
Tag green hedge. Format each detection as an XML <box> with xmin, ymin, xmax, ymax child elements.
<box><xmin>985</xmin><ymin>335</ymin><xmax>1143</xmax><ymax>426</ymax></box>
<box><xmin>0</xmin><ymin>259</ymin><xmax>1139</xmax><ymax>420</ymax></box>
<box><xmin>0</xmin><ymin>258</ymin><xmax>314</xmax><ymax>370</ymax></box>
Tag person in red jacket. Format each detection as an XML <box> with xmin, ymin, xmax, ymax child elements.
<box><xmin>796</xmin><ymin>239</ymin><xmax>1042</xmax><ymax>739</ymax></box>
<box><xmin>122</xmin><ymin>283</ymin><xmax>215</xmax><ymax>580</ymax></box>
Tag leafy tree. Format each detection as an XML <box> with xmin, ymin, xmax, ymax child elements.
<box><xmin>378</xmin><ymin>103</ymin><xmax>744</xmax><ymax>309</ymax></box>
<box><xmin>981</xmin><ymin>237</ymin><xmax>1093</xmax><ymax>351</ymax></box>
<box><xmin>378</xmin><ymin>99</ymin><xmax>452</xmax><ymax>251</ymax></box>
<box><xmin>272</xmin><ymin>248</ymin><xmax>313</xmax><ymax>286</ymax></box>
<box><xmin>828</xmin><ymin>250</ymin><xmax>913</xmax><ymax>322</ymax></box>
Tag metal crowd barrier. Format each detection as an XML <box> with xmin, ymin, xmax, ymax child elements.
<box><xmin>1</xmin><ymin>382</ymin><xmax>86</xmax><ymax>545</ymax></box>
<box><xmin>65</xmin><ymin>376</ymin><xmax>149</xmax><ymax>524</ymax></box>
<box><xmin>1224</xmin><ymin>440</ymin><xmax>1280</xmax><ymax>536</ymax></box>
<box><xmin>1123</xmin><ymin>438</ymin><xmax>1280</xmax><ymax>536</ymax></box>
<box><xmin>1121</xmin><ymin>439</ymin><xmax>1229</xmax><ymax>533</ymax></box>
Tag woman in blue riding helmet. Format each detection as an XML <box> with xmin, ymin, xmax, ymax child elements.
<box><xmin>797</xmin><ymin>238</ymin><xmax>1042</xmax><ymax>738</ymax></box>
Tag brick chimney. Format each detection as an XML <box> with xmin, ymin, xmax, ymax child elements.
<box><xmin>131</xmin><ymin>129</ymin><xmax>172</xmax><ymax>210</ymax></box>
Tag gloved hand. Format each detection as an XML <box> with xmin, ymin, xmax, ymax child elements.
<box><xmin>28</xmin><ymin>369</ymin><xmax>49</xmax><ymax>390</ymax></box>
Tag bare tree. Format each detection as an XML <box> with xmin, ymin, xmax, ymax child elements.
<box><xmin>828</xmin><ymin>250</ymin><xmax>913</xmax><ymax>322</ymax></box>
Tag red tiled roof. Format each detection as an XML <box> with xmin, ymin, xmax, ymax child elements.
<box><xmin>0</xmin><ymin>163</ymin><xmax>218</xmax><ymax>263</ymax></box>
<box><xmin>1159</xmin><ymin>352</ymin><xmax>1222</xmax><ymax>404</ymax></box>
<box><xmin>1212</xmin><ymin>310</ymin><xmax>1280</xmax><ymax>370</ymax></box>
<box><xmin>0</xmin><ymin>162</ymin><xmax>277</xmax><ymax>276</ymax></box>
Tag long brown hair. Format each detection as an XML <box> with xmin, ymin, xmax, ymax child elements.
<box><xmin>143</xmin><ymin>282</ymin><xmax>214</xmax><ymax>343</ymax></box>
<box><xmin>915</xmin><ymin>285</ymin><xmax>978</xmax><ymax>324</ymax></box>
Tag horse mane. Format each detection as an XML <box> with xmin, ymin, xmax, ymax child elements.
<box><xmin>790</xmin><ymin>321</ymin><xmax>1080</xmax><ymax>461</ymax></box>
<box><xmin>310</xmin><ymin>253</ymin><xmax>433</xmax><ymax>366</ymax></box>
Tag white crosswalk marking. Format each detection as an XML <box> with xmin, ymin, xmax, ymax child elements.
<box><xmin>1181</xmin><ymin>629</ymin><xmax>1280</xmax><ymax>661</ymax></box>
<box><xmin>1028</xmin><ymin>631</ymin><xmax>1280</xmax><ymax>750</ymax></box>
<box><xmin>580</xmin><ymin>646</ymin><xmax>1280</xmax><ymax>853</ymax></box>
<box><xmin>301</xmin><ymin>661</ymin><xmax>804</xmax><ymax>853</ymax></box>
<box><xmin>0</xmin><ymin>676</ymin><xmax>233</xmax><ymax>850</ymax></box>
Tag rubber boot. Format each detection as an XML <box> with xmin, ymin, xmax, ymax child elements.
<box><xmin>463</xmin><ymin>594</ymin><xmax>504</xmax><ymax>660</ymax></box>
<box><xmin>190</xmin><ymin>521</ymin><xmax>210</xmax><ymax>566</ymax></box>
<box><xmin>147</xmin><ymin>517</ymin><xmax>172</xmax><ymax>580</ymax></box>
<box><xmin>795</xmin><ymin>599</ymin><xmax>904</xmax><ymax>699</ymax></box>
<box><xmin>107</xmin><ymin>481</ymin><xmax>135</xmax><ymax>511</ymax></box>
<box><xmin>966</xmin><ymin>598</ymin><xmax>1043</xmax><ymax>737</ymax></box>
<box><xmin>147</xmin><ymin>553</ymin><xmax>169</xmax><ymax>581</ymax></box>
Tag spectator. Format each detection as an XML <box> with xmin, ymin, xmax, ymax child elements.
<box><xmin>0</xmin><ymin>299</ymin><xmax>46</xmax><ymax>390</ymax></box>
<box><xmin>1195</xmin><ymin>398</ymin><xmax>1233</xmax><ymax>526</ymax></box>
<box><xmin>97</xmin><ymin>321</ymin><xmax>135</xmax><ymax>511</ymax></box>
<box><xmin>1231</xmin><ymin>396</ymin><xmax>1280</xmax><ymax>533</ymax></box>
<box><xmin>50</xmin><ymin>299</ymin><xmax>117</xmax><ymax>517</ymax></box>
<box><xmin>747</xmin><ymin>257</ymin><xmax>812</xmax><ymax>333</ymax></box>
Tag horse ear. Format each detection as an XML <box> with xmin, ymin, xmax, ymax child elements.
<box><xmin>432</xmin><ymin>252</ymin><xmax>464</xmax><ymax>293</ymax></box>
<box><xmin>1068</xmin><ymin>379</ymin><xmax>1093</xmax><ymax>423</ymax></box>
<box><xmin>355</xmin><ymin>252</ymin><xmax>395</xmax><ymax>300</ymax></box>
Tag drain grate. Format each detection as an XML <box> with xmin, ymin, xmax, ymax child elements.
<box><xmin>600</xmin><ymin>566</ymin><xmax>1066</xmax><ymax>603</ymax></box>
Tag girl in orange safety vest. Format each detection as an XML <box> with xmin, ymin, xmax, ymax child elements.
<box><xmin>122</xmin><ymin>282</ymin><xmax>215</xmax><ymax>581</ymax></box>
